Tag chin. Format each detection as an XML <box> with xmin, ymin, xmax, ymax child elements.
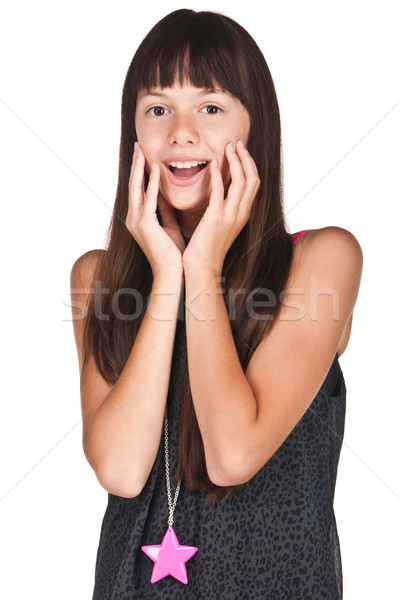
<box><xmin>161</xmin><ymin>188</ymin><xmax>211</xmax><ymax>211</ymax></box>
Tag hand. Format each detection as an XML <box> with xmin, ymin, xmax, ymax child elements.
<box><xmin>126</xmin><ymin>143</ymin><xmax>186</xmax><ymax>278</ymax></box>
<box><xmin>182</xmin><ymin>140</ymin><xmax>260</xmax><ymax>275</ymax></box>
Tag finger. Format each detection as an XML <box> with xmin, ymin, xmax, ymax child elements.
<box><xmin>209</xmin><ymin>159</ymin><xmax>225</xmax><ymax>210</ymax></box>
<box><xmin>128</xmin><ymin>144</ymin><xmax>146</xmax><ymax>211</ymax></box>
<box><xmin>143</xmin><ymin>162</ymin><xmax>160</xmax><ymax>216</ymax></box>
<box><xmin>128</xmin><ymin>142</ymin><xmax>141</xmax><ymax>189</ymax></box>
<box><xmin>224</xmin><ymin>142</ymin><xmax>246</xmax><ymax>212</ymax></box>
<box><xmin>236</xmin><ymin>140</ymin><xmax>260</xmax><ymax>192</ymax></box>
<box><xmin>234</xmin><ymin>141</ymin><xmax>260</xmax><ymax>223</ymax></box>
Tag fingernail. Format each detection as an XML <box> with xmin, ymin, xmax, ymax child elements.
<box><xmin>227</xmin><ymin>143</ymin><xmax>235</xmax><ymax>153</ymax></box>
<box><xmin>238</xmin><ymin>140</ymin><xmax>245</xmax><ymax>149</ymax></box>
<box><xmin>151</xmin><ymin>162</ymin><xmax>157</xmax><ymax>171</ymax></box>
<box><xmin>134</xmin><ymin>141</ymin><xmax>138</xmax><ymax>153</ymax></box>
<box><xmin>211</xmin><ymin>159</ymin><xmax>218</xmax><ymax>167</ymax></box>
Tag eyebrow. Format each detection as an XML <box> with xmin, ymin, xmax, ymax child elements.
<box><xmin>137</xmin><ymin>87</ymin><xmax>225</xmax><ymax>100</ymax></box>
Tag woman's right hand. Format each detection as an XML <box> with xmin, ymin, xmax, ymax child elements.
<box><xmin>126</xmin><ymin>143</ymin><xmax>185</xmax><ymax>279</ymax></box>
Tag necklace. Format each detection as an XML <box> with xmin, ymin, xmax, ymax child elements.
<box><xmin>141</xmin><ymin>406</ymin><xmax>199</xmax><ymax>584</ymax></box>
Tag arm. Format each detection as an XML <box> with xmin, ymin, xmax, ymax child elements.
<box><xmin>184</xmin><ymin>227</ymin><xmax>363</xmax><ymax>487</ymax></box>
<box><xmin>184</xmin><ymin>265</ymin><xmax>257</xmax><ymax>486</ymax></box>
<box><xmin>71</xmin><ymin>250</ymin><xmax>183</xmax><ymax>498</ymax></box>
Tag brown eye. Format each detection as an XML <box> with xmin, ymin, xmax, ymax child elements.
<box><xmin>148</xmin><ymin>106</ymin><xmax>167</xmax><ymax>116</ymax></box>
<box><xmin>202</xmin><ymin>105</ymin><xmax>222</xmax><ymax>114</ymax></box>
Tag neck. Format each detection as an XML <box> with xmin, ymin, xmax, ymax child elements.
<box><xmin>175</xmin><ymin>206</ymin><xmax>206</xmax><ymax>239</ymax></box>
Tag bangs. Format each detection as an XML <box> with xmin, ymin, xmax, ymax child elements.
<box><xmin>131</xmin><ymin>11</ymin><xmax>251</xmax><ymax>109</ymax></box>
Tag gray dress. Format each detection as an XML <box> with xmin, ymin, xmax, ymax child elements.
<box><xmin>92</xmin><ymin>233</ymin><xmax>346</xmax><ymax>599</ymax></box>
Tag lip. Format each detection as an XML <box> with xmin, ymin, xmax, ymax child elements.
<box><xmin>163</xmin><ymin>160</ymin><xmax>210</xmax><ymax>187</ymax></box>
<box><xmin>163</xmin><ymin>155</ymin><xmax>209</xmax><ymax>163</ymax></box>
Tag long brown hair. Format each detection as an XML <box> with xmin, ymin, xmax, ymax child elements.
<box><xmin>81</xmin><ymin>9</ymin><xmax>294</xmax><ymax>503</ymax></box>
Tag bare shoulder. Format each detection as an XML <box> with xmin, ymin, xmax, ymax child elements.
<box><xmin>70</xmin><ymin>249</ymin><xmax>106</xmax><ymax>288</ymax></box>
<box><xmin>295</xmin><ymin>226</ymin><xmax>363</xmax><ymax>263</ymax></box>
<box><xmin>290</xmin><ymin>226</ymin><xmax>363</xmax><ymax>289</ymax></box>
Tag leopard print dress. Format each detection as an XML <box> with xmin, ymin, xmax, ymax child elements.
<box><xmin>92</xmin><ymin>231</ymin><xmax>345</xmax><ymax>599</ymax></box>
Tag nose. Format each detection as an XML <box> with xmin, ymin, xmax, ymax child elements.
<box><xmin>168</xmin><ymin>112</ymin><xmax>199</xmax><ymax>145</ymax></box>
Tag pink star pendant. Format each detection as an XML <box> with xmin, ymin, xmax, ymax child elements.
<box><xmin>141</xmin><ymin>526</ymin><xmax>198</xmax><ymax>584</ymax></box>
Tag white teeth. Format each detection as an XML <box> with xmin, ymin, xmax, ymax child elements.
<box><xmin>167</xmin><ymin>160</ymin><xmax>207</xmax><ymax>168</ymax></box>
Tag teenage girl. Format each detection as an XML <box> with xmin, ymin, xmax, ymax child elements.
<box><xmin>70</xmin><ymin>9</ymin><xmax>363</xmax><ymax>599</ymax></box>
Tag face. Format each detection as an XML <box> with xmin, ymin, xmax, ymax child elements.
<box><xmin>134</xmin><ymin>80</ymin><xmax>251</xmax><ymax>217</ymax></box>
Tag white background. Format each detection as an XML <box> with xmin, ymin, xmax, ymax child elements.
<box><xmin>0</xmin><ymin>1</ymin><xmax>399</xmax><ymax>598</ymax></box>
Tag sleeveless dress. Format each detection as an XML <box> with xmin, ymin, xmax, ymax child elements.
<box><xmin>92</xmin><ymin>229</ymin><xmax>346</xmax><ymax>599</ymax></box>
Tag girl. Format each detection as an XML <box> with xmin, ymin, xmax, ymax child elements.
<box><xmin>71</xmin><ymin>9</ymin><xmax>363</xmax><ymax>599</ymax></box>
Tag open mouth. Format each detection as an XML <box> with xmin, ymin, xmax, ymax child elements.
<box><xmin>167</xmin><ymin>161</ymin><xmax>209</xmax><ymax>180</ymax></box>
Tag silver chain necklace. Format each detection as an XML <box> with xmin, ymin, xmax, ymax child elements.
<box><xmin>163</xmin><ymin>407</ymin><xmax>181</xmax><ymax>527</ymax></box>
<box><xmin>141</xmin><ymin>406</ymin><xmax>198</xmax><ymax>584</ymax></box>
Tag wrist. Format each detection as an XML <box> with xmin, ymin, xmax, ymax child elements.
<box><xmin>152</xmin><ymin>264</ymin><xmax>184</xmax><ymax>284</ymax></box>
<box><xmin>183</xmin><ymin>267</ymin><xmax>224</xmax><ymax>309</ymax></box>
<box><xmin>149</xmin><ymin>273</ymin><xmax>184</xmax><ymax>322</ymax></box>
<box><xmin>183</xmin><ymin>262</ymin><xmax>222</xmax><ymax>283</ymax></box>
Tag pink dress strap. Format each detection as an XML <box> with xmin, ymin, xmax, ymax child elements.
<box><xmin>292</xmin><ymin>229</ymin><xmax>311</xmax><ymax>245</ymax></box>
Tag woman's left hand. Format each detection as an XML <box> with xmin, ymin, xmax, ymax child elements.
<box><xmin>182</xmin><ymin>140</ymin><xmax>260</xmax><ymax>276</ymax></box>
